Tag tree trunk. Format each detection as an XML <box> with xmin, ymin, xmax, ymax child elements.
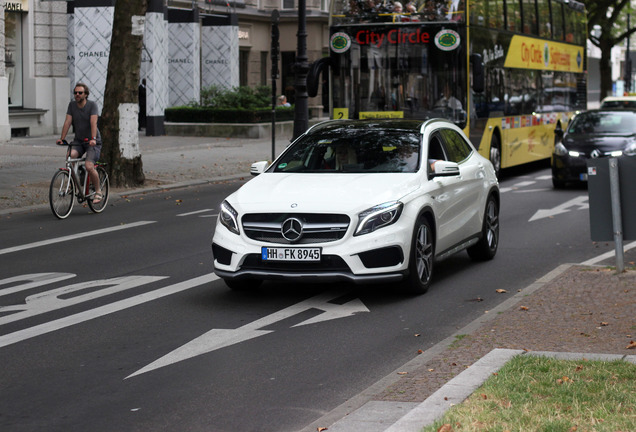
<box><xmin>101</xmin><ymin>0</ymin><xmax>148</xmax><ymax>188</ymax></box>
<box><xmin>598</xmin><ymin>37</ymin><xmax>614</xmax><ymax>101</ymax></box>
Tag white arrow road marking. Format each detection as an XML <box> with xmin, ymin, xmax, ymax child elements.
<box><xmin>0</xmin><ymin>273</ymin><xmax>218</xmax><ymax>349</ymax></box>
<box><xmin>127</xmin><ymin>291</ymin><xmax>369</xmax><ymax>379</ymax></box>
<box><xmin>0</xmin><ymin>221</ymin><xmax>156</xmax><ymax>256</ymax></box>
<box><xmin>0</xmin><ymin>273</ymin><xmax>76</xmax><ymax>296</ymax></box>
<box><xmin>529</xmin><ymin>195</ymin><xmax>589</xmax><ymax>222</ymax></box>
<box><xmin>0</xmin><ymin>276</ymin><xmax>168</xmax><ymax>325</ymax></box>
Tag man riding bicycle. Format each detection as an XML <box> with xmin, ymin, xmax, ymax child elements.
<box><xmin>57</xmin><ymin>82</ymin><xmax>104</xmax><ymax>204</ymax></box>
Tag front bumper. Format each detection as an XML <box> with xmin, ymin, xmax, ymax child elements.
<box><xmin>552</xmin><ymin>154</ymin><xmax>589</xmax><ymax>183</ymax></box>
<box><xmin>211</xmin><ymin>219</ymin><xmax>412</xmax><ymax>285</ymax></box>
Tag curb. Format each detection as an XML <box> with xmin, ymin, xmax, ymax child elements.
<box><xmin>301</xmin><ymin>264</ymin><xmax>573</xmax><ymax>432</ymax></box>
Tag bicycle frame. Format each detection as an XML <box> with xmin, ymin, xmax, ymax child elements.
<box><xmin>60</xmin><ymin>147</ymin><xmax>93</xmax><ymax>203</ymax></box>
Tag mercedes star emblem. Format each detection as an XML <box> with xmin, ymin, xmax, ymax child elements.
<box><xmin>281</xmin><ymin>218</ymin><xmax>303</xmax><ymax>242</ymax></box>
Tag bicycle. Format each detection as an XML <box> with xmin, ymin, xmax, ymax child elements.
<box><xmin>49</xmin><ymin>140</ymin><xmax>110</xmax><ymax>219</ymax></box>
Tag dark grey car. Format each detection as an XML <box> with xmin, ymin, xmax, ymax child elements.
<box><xmin>551</xmin><ymin>109</ymin><xmax>636</xmax><ymax>188</ymax></box>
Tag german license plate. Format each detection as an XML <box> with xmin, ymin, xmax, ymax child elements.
<box><xmin>261</xmin><ymin>247</ymin><xmax>321</xmax><ymax>261</ymax></box>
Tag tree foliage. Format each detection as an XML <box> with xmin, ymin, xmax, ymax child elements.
<box><xmin>585</xmin><ymin>0</ymin><xmax>636</xmax><ymax>98</ymax></box>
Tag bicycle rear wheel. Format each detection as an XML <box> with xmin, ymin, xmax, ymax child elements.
<box><xmin>49</xmin><ymin>170</ymin><xmax>75</xmax><ymax>219</ymax></box>
<box><xmin>88</xmin><ymin>166</ymin><xmax>109</xmax><ymax>213</ymax></box>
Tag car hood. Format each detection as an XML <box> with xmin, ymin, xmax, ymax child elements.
<box><xmin>228</xmin><ymin>173</ymin><xmax>422</xmax><ymax>213</ymax></box>
<box><xmin>563</xmin><ymin>133</ymin><xmax>634</xmax><ymax>152</ymax></box>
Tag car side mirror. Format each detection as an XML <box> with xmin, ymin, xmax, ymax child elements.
<box><xmin>250</xmin><ymin>161</ymin><xmax>269</xmax><ymax>176</ymax></box>
<box><xmin>431</xmin><ymin>160</ymin><xmax>460</xmax><ymax>177</ymax></box>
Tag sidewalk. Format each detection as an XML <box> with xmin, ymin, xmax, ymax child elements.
<box><xmin>1</xmin><ymin>132</ymin><xmax>635</xmax><ymax>431</ymax></box>
<box><xmin>0</xmin><ymin>132</ymin><xmax>293</xmax><ymax>212</ymax></box>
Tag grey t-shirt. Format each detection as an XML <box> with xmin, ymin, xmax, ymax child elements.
<box><xmin>66</xmin><ymin>99</ymin><xmax>102</xmax><ymax>144</ymax></box>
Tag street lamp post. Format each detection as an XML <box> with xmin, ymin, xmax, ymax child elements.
<box><xmin>292</xmin><ymin>0</ymin><xmax>309</xmax><ymax>140</ymax></box>
<box><xmin>626</xmin><ymin>14</ymin><xmax>632</xmax><ymax>94</ymax></box>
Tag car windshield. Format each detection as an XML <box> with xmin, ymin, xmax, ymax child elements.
<box><xmin>568</xmin><ymin>111</ymin><xmax>636</xmax><ymax>135</ymax></box>
<box><xmin>272</xmin><ymin>130</ymin><xmax>421</xmax><ymax>173</ymax></box>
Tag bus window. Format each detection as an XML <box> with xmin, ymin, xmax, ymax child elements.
<box><xmin>573</xmin><ymin>6</ymin><xmax>587</xmax><ymax>45</ymax></box>
<box><xmin>522</xmin><ymin>0</ymin><xmax>538</xmax><ymax>35</ymax></box>
<box><xmin>564</xmin><ymin>3</ymin><xmax>577</xmax><ymax>43</ymax></box>
<box><xmin>485</xmin><ymin>0</ymin><xmax>504</xmax><ymax>29</ymax></box>
<box><xmin>446</xmin><ymin>0</ymin><xmax>466</xmax><ymax>22</ymax></box>
<box><xmin>505</xmin><ymin>0</ymin><xmax>521</xmax><ymax>32</ymax></box>
<box><xmin>551</xmin><ymin>1</ymin><xmax>564</xmax><ymax>41</ymax></box>
<box><xmin>537</xmin><ymin>0</ymin><xmax>551</xmax><ymax>38</ymax></box>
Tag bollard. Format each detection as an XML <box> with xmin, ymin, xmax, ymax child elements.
<box><xmin>608</xmin><ymin>158</ymin><xmax>625</xmax><ymax>273</ymax></box>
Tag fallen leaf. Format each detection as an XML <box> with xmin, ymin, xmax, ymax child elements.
<box><xmin>626</xmin><ymin>340</ymin><xmax>636</xmax><ymax>349</ymax></box>
<box><xmin>417</xmin><ymin>349</ymin><xmax>423</xmax><ymax>354</ymax></box>
<box><xmin>428</xmin><ymin>368</ymin><xmax>435</xmax><ymax>372</ymax></box>
<box><xmin>437</xmin><ymin>424</ymin><xmax>453</xmax><ymax>432</ymax></box>
<box><xmin>519</xmin><ymin>306</ymin><xmax>529</xmax><ymax>311</ymax></box>
<box><xmin>600</xmin><ymin>322</ymin><xmax>609</xmax><ymax>326</ymax></box>
<box><xmin>480</xmin><ymin>393</ymin><xmax>488</xmax><ymax>399</ymax></box>
<box><xmin>495</xmin><ymin>289</ymin><xmax>507</xmax><ymax>293</ymax></box>
<box><xmin>397</xmin><ymin>371</ymin><xmax>408</xmax><ymax>375</ymax></box>
<box><xmin>317</xmin><ymin>428</ymin><xmax>328</xmax><ymax>432</ymax></box>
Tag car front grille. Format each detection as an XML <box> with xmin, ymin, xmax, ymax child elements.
<box><xmin>242</xmin><ymin>213</ymin><xmax>350</xmax><ymax>244</ymax></box>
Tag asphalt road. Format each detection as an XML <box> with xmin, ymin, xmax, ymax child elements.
<box><xmin>0</xmin><ymin>163</ymin><xmax>618</xmax><ymax>432</ymax></box>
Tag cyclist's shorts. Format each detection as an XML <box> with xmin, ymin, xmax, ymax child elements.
<box><xmin>72</xmin><ymin>141</ymin><xmax>102</xmax><ymax>163</ymax></box>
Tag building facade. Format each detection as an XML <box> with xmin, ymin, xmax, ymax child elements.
<box><xmin>0</xmin><ymin>0</ymin><xmax>330</xmax><ymax>140</ymax></box>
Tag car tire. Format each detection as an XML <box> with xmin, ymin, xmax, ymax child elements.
<box><xmin>400</xmin><ymin>216</ymin><xmax>434</xmax><ymax>294</ymax></box>
<box><xmin>224</xmin><ymin>278</ymin><xmax>263</xmax><ymax>291</ymax></box>
<box><xmin>467</xmin><ymin>194</ymin><xmax>499</xmax><ymax>261</ymax></box>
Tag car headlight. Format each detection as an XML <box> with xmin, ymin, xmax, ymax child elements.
<box><xmin>624</xmin><ymin>142</ymin><xmax>636</xmax><ymax>156</ymax></box>
<box><xmin>554</xmin><ymin>143</ymin><xmax>569</xmax><ymax>156</ymax></box>
<box><xmin>219</xmin><ymin>200</ymin><xmax>240</xmax><ymax>235</ymax></box>
<box><xmin>354</xmin><ymin>201</ymin><xmax>403</xmax><ymax>236</ymax></box>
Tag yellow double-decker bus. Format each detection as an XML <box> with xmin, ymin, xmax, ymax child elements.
<box><xmin>322</xmin><ymin>0</ymin><xmax>587</xmax><ymax>175</ymax></box>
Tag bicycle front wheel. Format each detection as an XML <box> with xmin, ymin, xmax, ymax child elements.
<box><xmin>88</xmin><ymin>166</ymin><xmax>110</xmax><ymax>213</ymax></box>
<box><xmin>49</xmin><ymin>170</ymin><xmax>75</xmax><ymax>219</ymax></box>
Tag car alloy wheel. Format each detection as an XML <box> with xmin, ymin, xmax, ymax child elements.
<box><xmin>401</xmin><ymin>216</ymin><xmax>434</xmax><ymax>294</ymax></box>
<box><xmin>467</xmin><ymin>195</ymin><xmax>499</xmax><ymax>260</ymax></box>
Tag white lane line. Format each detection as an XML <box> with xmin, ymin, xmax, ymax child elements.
<box><xmin>580</xmin><ymin>240</ymin><xmax>636</xmax><ymax>266</ymax></box>
<box><xmin>177</xmin><ymin>209</ymin><xmax>214</xmax><ymax>217</ymax></box>
<box><xmin>0</xmin><ymin>221</ymin><xmax>156</xmax><ymax>256</ymax></box>
<box><xmin>499</xmin><ymin>180</ymin><xmax>537</xmax><ymax>194</ymax></box>
<box><xmin>0</xmin><ymin>272</ymin><xmax>219</xmax><ymax>348</ymax></box>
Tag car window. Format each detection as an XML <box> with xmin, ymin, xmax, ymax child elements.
<box><xmin>272</xmin><ymin>130</ymin><xmax>422</xmax><ymax>173</ymax></box>
<box><xmin>438</xmin><ymin>129</ymin><xmax>473</xmax><ymax>163</ymax></box>
<box><xmin>568</xmin><ymin>112</ymin><xmax>636</xmax><ymax>134</ymax></box>
<box><xmin>600</xmin><ymin>100</ymin><xmax>636</xmax><ymax>109</ymax></box>
<box><xmin>428</xmin><ymin>134</ymin><xmax>446</xmax><ymax>161</ymax></box>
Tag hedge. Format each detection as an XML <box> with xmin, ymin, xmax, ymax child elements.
<box><xmin>165</xmin><ymin>106</ymin><xmax>295</xmax><ymax>123</ymax></box>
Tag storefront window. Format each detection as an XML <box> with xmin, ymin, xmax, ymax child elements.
<box><xmin>5</xmin><ymin>10</ymin><xmax>23</xmax><ymax>107</ymax></box>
